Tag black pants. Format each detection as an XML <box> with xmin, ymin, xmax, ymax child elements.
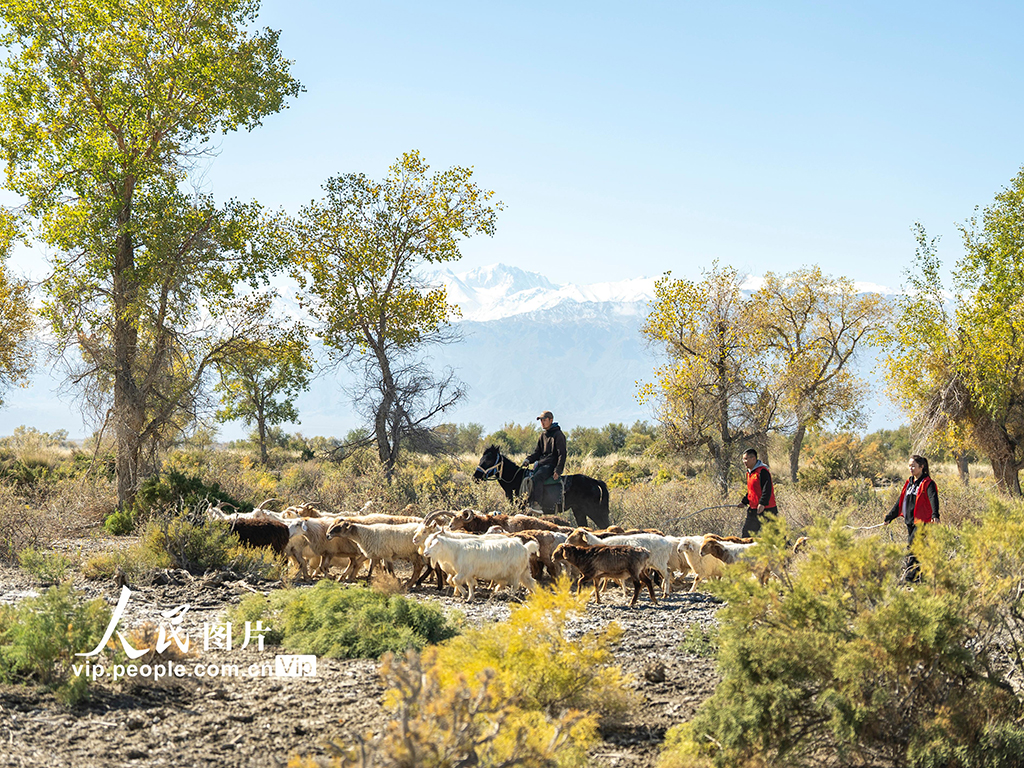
<box><xmin>904</xmin><ymin>520</ymin><xmax>921</xmax><ymax>582</ymax></box>
<box><xmin>742</xmin><ymin>508</ymin><xmax>778</xmax><ymax>538</ymax></box>
<box><xmin>531</xmin><ymin>462</ymin><xmax>556</xmax><ymax>503</ymax></box>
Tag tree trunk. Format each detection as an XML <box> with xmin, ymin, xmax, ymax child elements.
<box><xmin>708</xmin><ymin>440</ymin><xmax>730</xmax><ymax>497</ymax></box>
<box><xmin>374</xmin><ymin>350</ymin><xmax>398</xmax><ymax>480</ymax></box>
<box><xmin>991</xmin><ymin>455</ymin><xmax>1021</xmax><ymax>496</ymax></box>
<box><xmin>790</xmin><ymin>424</ymin><xmax>807</xmax><ymax>483</ymax></box>
<box><xmin>713</xmin><ymin>322</ymin><xmax>732</xmax><ymax>496</ymax></box>
<box><xmin>112</xmin><ymin>191</ymin><xmax>142</xmax><ymax>509</ymax></box>
<box><xmin>955</xmin><ymin>452</ymin><xmax>970</xmax><ymax>486</ymax></box>
<box><xmin>257</xmin><ymin>410</ymin><xmax>268</xmax><ymax>465</ymax></box>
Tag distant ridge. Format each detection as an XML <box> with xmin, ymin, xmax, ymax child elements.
<box><xmin>0</xmin><ymin>264</ymin><xmax>902</xmax><ymax>440</ymax></box>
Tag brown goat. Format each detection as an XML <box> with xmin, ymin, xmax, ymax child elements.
<box><xmin>553</xmin><ymin>543</ymin><xmax>657</xmax><ymax>607</ymax></box>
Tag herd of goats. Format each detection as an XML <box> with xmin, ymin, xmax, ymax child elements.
<box><xmin>205</xmin><ymin>499</ymin><xmax>774</xmax><ymax>607</ymax></box>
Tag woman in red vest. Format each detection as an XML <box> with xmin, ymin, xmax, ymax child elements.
<box><xmin>883</xmin><ymin>454</ymin><xmax>940</xmax><ymax>582</ymax></box>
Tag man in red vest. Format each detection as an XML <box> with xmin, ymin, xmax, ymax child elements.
<box><xmin>736</xmin><ymin>448</ymin><xmax>778</xmax><ymax>537</ymax></box>
<box><xmin>883</xmin><ymin>454</ymin><xmax>940</xmax><ymax>582</ymax></box>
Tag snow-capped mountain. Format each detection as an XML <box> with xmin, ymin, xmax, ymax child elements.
<box><xmin>0</xmin><ymin>264</ymin><xmax>902</xmax><ymax>441</ymax></box>
<box><xmin>432</xmin><ymin>264</ymin><xmax>658</xmax><ymax>322</ymax></box>
<box><xmin>288</xmin><ymin>264</ymin><xmax>662</xmax><ymax>435</ymax></box>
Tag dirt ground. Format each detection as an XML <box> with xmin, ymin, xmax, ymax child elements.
<box><xmin>0</xmin><ymin>535</ymin><xmax>722</xmax><ymax>768</ymax></box>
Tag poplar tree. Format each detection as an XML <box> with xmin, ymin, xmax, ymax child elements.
<box><xmin>0</xmin><ymin>0</ymin><xmax>300</xmax><ymax>505</ymax></box>
<box><xmin>290</xmin><ymin>151</ymin><xmax>502</xmax><ymax>477</ymax></box>
<box><xmin>884</xmin><ymin>168</ymin><xmax>1024</xmax><ymax>495</ymax></box>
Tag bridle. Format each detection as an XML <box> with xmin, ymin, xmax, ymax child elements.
<box><xmin>476</xmin><ymin>450</ymin><xmax>507</xmax><ymax>481</ymax></box>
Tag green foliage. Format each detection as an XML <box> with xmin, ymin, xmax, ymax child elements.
<box><xmin>0</xmin><ymin>0</ymin><xmax>301</xmax><ymax>507</ymax></box>
<box><xmin>881</xmin><ymin>169</ymin><xmax>1024</xmax><ymax>494</ymax></box>
<box><xmin>290</xmin><ymin>151</ymin><xmax>502</xmax><ymax>477</ymax></box>
<box><xmin>103</xmin><ymin>506</ymin><xmax>137</xmax><ymax>535</ymax></box>
<box><xmin>801</xmin><ymin>432</ymin><xmax>886</xmax><ymax>482</ymax></box>
<box><xmin>134</xmin><ymin>471</ymin><xmax>249</xmax><ymax>520</ymax></box>
<box><xmin>676</xmin><ymin>623</ymin><xmax>719</xmax><ymax>658</ymax></box>
<box><xmin>0</xmin><ymin>583</ymin><xmax>112</xmax><ymax>705</ymax></box>
<box><xmin>17</xmin><ymin>546</ymin><xmax>75</xmax><ymax>584</ymax></box>
<box><xmin>215</xmin><ymin>331</ymin><xmax>312</xmax><ymax>464</ymax></box>
<box><xmin>432</xmin><ymin>422</ymin><xmax>485</xmax><ymax>455</ymax></box>
<box><xmin>660</xmin><ymin>508</ymin><xmax>1024</xmax><ymax>767</ymax></box>
<box><xmin>0</xmin><ymin>225</ymin><xmax>34</xmax><ymax>405</ymax></box>
<box><xmin>623</xmin><ymin>421</ymin><xmax>660</xmax><ymax>456</ymax></box>
<box><xmin>485</xmin><ymin>422</ymin><xmax>538</xmax><ymax>455</ymax></box>
<box><xmin>140</xmin><ymin>516</ymin><xmax>281</xmax><ymax>578</ymax></box>
<box><xmin>229</xmin><ymin>580</ymin><xmax>459</xmax><ymax>659</ymax></box>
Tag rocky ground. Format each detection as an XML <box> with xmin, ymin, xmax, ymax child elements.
<box><xmin>0</xmin><ymin>535</ymin><xmax>722</xmax><ymax>768</ymax></box>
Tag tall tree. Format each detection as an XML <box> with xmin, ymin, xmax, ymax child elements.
<box><xmin>639</xmin><ymin>264</ymin><xmax>785</xmax><ymax>492</ymax></box>
<box><xmin>749</xmin><ymin>266</ymin><xmax>889</xmax><ymax>482</ymax></box>
<box><xmin>0</xmin><ymin>211</ymin><xmax>34</xmax><ymax>405</ymax></box>
<box><xmin>883</xmin><ymin>168</ymin><xmax>1024</xmax><ymax>495</ymax></box>
<box><xmin>0</xmin><ymin>0</ymin><xmax>300</xmax><ymax>506</ymax></box>
<box><xmin>290</xmin><ymin>151</ymin><xmax>502</xmax><ymax>478</ymax></box>
<box><xmin>214</xmin><ymin>328</ymin><xmax>311</xmax><ymax>465</ymax></box>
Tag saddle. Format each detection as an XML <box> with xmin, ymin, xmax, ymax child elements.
<box><xmin>520</xmin><ymin>470</ymin><xmax>565</xmax><ymax>512</ymax></box>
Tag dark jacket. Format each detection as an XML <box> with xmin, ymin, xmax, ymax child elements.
<box><xmin>526</xmin><ymin>423</ymin><xmax>567</xmax><ymax>474</ymax></box>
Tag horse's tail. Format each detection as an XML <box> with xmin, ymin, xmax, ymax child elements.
<box><xmin>596</xmin><ymin>479</ymin><xmax>611</xmax><ymax>527</ymax></box>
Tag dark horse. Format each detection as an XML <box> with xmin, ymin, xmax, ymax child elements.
<box><xmin>473</xmin><ymin>445</ymin><xmax>610</xmax><ymax>529</ymax></box>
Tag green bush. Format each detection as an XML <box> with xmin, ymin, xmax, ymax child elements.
<box><xmin>676</xmin><ymin>623</ymin><xmax>718</xmax><ymax>658</ymax></box>
<box><xmin>140</xmin><ymin>516</ymin><xmax>281</xmax><ymax>578</ymax></box>
<box><xmin>17</xmin><ymin>547</ymin><xmax>75</xmax><ymax>584</ymax></box>
<box><xmin>103</xmin><ymin>506</ymin><xmax>136</xmax><ymax>535</ymax></box>
<box><xmin>659</xmin><ymin>506</ymin><xmax>1024</xmax><ymax>768</ymax></box>
<box><xmin>229</xmin><ymin>580</ymin><xmax>459</xmax><ymax>659</ymax></box>
<box><xmin>0</xmin><ymin>583</ymin><xmax>112</xmax><ymax>705</ymax></box>
<box><xmin>134</xmin><ymin>470</ymin><xmax>249</xmax><ymax>521</ymax></box>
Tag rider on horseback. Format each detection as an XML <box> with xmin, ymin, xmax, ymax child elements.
<box><xmin>523</xmin><ymin>410</ymin><xmax>567</xmax><ymax>506</ymax></box>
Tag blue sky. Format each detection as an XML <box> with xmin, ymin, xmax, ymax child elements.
<box><xmin>194</xmin><ymin>0</ymin><xmax>1024</xmax><ymax>287</ymax></box>
<box><xmin>3</xmin><ymin>1</ymin><xmax>1023</xmax><ymax>438</ymax></box>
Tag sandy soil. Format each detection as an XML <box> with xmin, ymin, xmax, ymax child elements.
<box><xmin>0</xmin><ymin>535</ymin><xmax>722</xmax><ymax>768</ymax></box>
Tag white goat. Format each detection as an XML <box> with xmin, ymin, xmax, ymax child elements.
<box><xmin>422</xmin><ymin>534</ymin><xmax>538</xmax><ymax>601</ymax></box>
<box><xmin>326</xmin><ymin>520</ymin><xmax>425</xmax><ymax>586</ymax></box>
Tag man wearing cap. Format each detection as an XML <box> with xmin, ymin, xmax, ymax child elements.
<box><xmin>524</xmin><ymin>411</ymin><xmax>567</xmax><ymax>505</ymax></box>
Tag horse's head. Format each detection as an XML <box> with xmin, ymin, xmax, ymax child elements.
<box><xmin>473</xmin><ymin>445</ymin><xmax>502</xmax><ymax>483</ymax></box>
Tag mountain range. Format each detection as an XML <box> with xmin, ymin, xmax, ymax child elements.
<box><xmin>0</xmin><ymin>263</ymin><xmax>903</xmax><ymax>440</ymax></box>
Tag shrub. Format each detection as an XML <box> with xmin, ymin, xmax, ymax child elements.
<box><xmin>229</xmin><ymin>580</ymin><xmax>459</xmax><ymax>658</ymax></box>
<box><xmin>103</xmin><ymin>506</ymin><xmax>136</xmax><ymax>535</ymax></box>
<box><xmin>139</xmin><ymin>516</ymin><xmax>282</xmax><ymax>578</ymax></box>
<box><xmin>430</xmin><ymin>577</ymin><xmax>635</xmax><ymax>722</ymax></box>
<box><xmin>659</xmin><ymin>506</ymin><xmax>1024</xmax><ymax>768</ymax></box>
<box><xmin>297</xmin><ymin>578</ymin><xmax>631</xmax><ymax>768</ymax></box>
<box><xmin>133</xmin><ymin>470</ymin><xmax>249</xmax><ymax>522</ymax></box>
<box><xmin>303</xmin><ymin>649</ymin><xmax>597</xmax><ymax>768</ymax></box>
<box><xmin>17</xmin><ymin>546</ymin><xmax>75</xmax><ymax>584</ymax></box>
<box><xmin>676</xmin><ymin>623</ymin><xmax>718</xmax><ymax>658</ymax></box>
<box><xmin>0</xmin><ymin>583</ymin><xmax>112</xmax><ymax>705</ymax></box>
